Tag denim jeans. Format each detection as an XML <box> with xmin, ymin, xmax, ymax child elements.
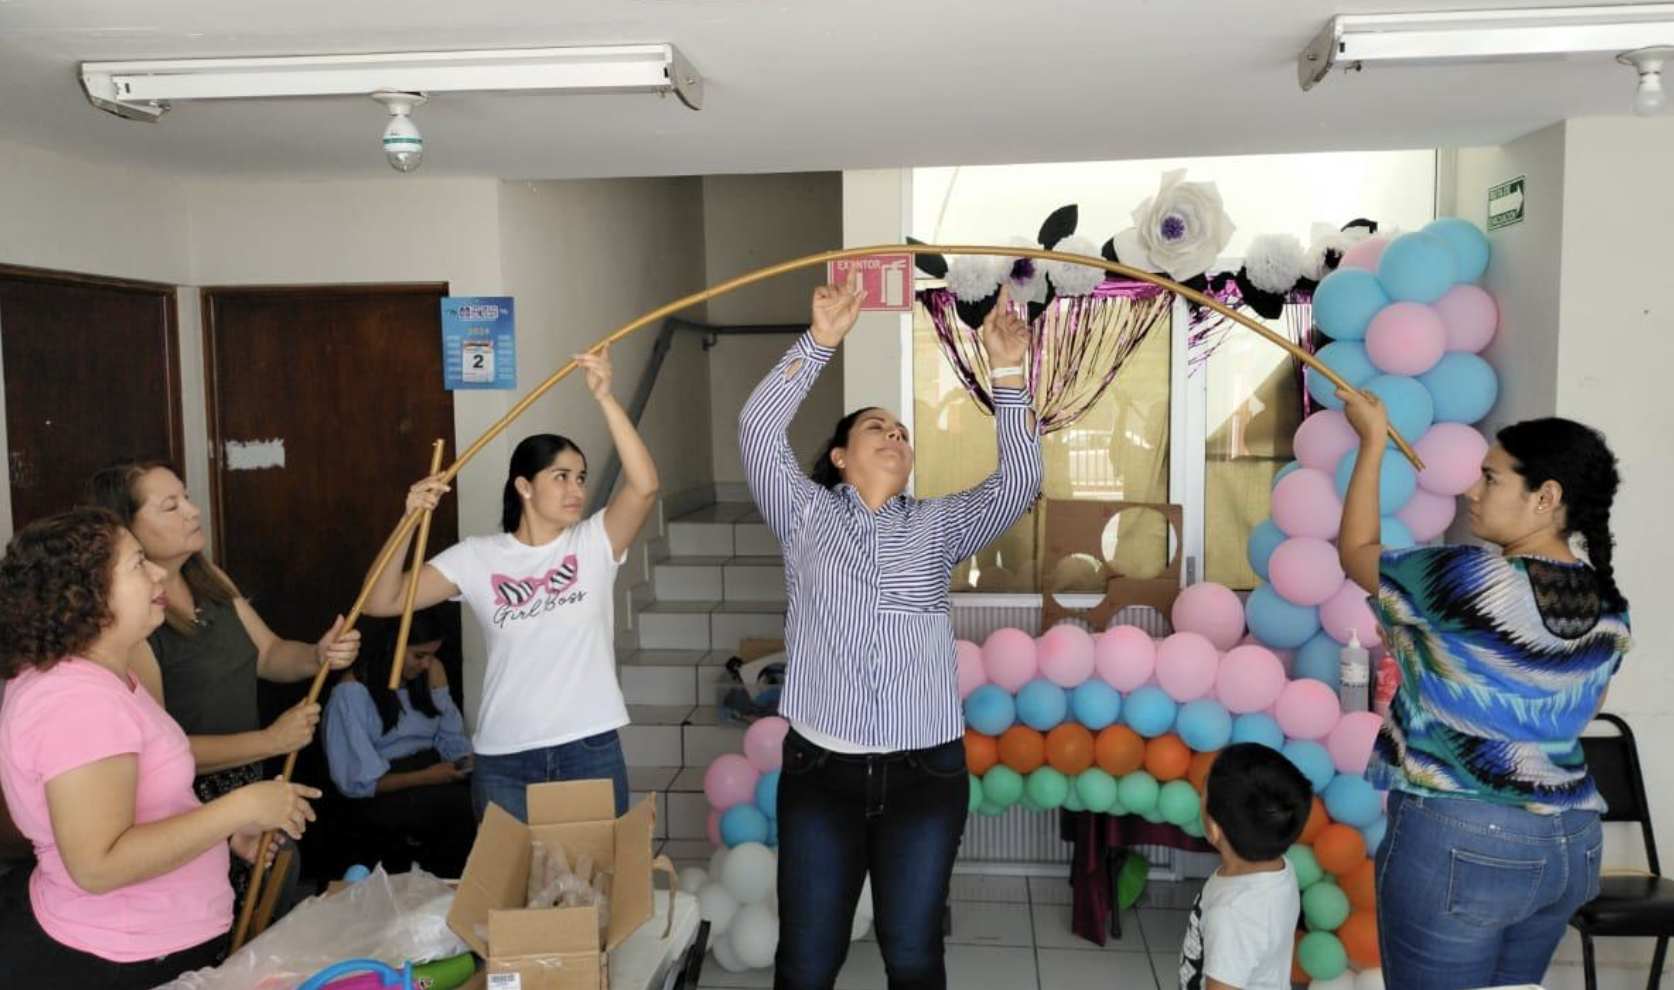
<box><xmin>470</xmin><ymin>729</ymin><xmax>630</xmax><ymax>822</ymax></box>
<box><xmin>773</xmin><ymin>728</ymin><xmax>968</xmax><ymax>990</ymax></box>
<box><xmin>1376</xmin><ymin>790</ymin><xmax>1603</xmax><ymax>990</ymax></box>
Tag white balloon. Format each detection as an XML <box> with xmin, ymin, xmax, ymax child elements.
<box><xmin>1312</xmin><ymin>974</ymin><xmax>1357</xmax><ymax>990</ymax></box>
<box><xmin>697</xmin><ymin>883</ymin><xmax>739</xmax><ymax>936</ymax></box>
<box><xmin>857</xmin><ymin>874</ymin><xmax>875</xmax><ymax>920</ymax></box>
<box><xmin>678</xmin><ymin>867</ymin><xmax>709</xmax><ymax>895</ymax></box>
<box><xmin>721</xmin><ymin>842</ymin><xmax>777</xmax><ymax>905</ymax></box>
<box><xmin>708</xmin><ymin>847</ymin><xmax>729</xmax><ymax>881</ymax></box>
<box><xmin>1355</xmin><ymin>968</ymin><xmax>1385</xmax><ymax>990</ymax></box>
<box><xmin>711</xmin><ymin>935</ymin><xmax>749</xmax><ymax>973</ymax></box>
<box><xmin>729</xmin><ymin>903</ymin><xmax>780</xmax><ymax>970</ymax></box>
<box><xmin>849</xmin><ymin>908</ymin><xmax>871</xmax><ymax>942</ymax></box>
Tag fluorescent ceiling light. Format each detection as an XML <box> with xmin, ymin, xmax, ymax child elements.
<box><xmin>1299</xmin><ymin>4</ymin><xmax>1674</xmax><ymax>90</ymax></box>
<box><xmin>81</xmin><ymin>44</ymin><xmax>703</xmax><ymax>122</ymax></box>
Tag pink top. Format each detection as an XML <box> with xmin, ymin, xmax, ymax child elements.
<box><xmin>0</xmin><ymin>658</ymin><xmax>232</xmax><ymax>961</ymax></box>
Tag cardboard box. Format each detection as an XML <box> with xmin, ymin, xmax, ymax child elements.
<box><xmin>448</xmin><ymin>780</ymin><xmax>676</xmax><ymax>990</ymax></box>
<box><xmin>737</xmin><ymin>638</ymin><xmax>784</xmax><ymax>662</ymax></box>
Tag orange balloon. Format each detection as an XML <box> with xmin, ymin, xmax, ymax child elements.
<box><xmin>1290</xmin><ymin>930</ymin><xmax>1308</xmax><ymax>985</ymax></box>
<box><xmin>1144</xmin><ymin>734</ymin><xmax>1192</xmax><ymax>782</ymax></box>
<box><xmin>1186</xmin><ymin>750</ymin><xmax>1220</xmax><ymax>794</ymax></box>
<box><xmin>1314</xmin><ymin>823</ymin><xmax>1368</xmax><ymax>876</ymax></box>
<box><xmin>1299</xmin><ymin>796</ymin><xmax>1330</xmax><ymax>845</ymax></box>
<box><xmin>1338</xmin><ymin>910</ymin><xmax>1380</xmax><ymax>967</ymax></box>
<box><xmin>998</xmin><ymin>726</ymin><xmax>1046</xmax><ymax>773</ymax></box>
<box><xmin>1046</xmin><ymin>724</ymin><xmax>1096</xmax><ymax>775</ymax></box>
<box><xmin>964</xmin><ymin>730</ymin><xmax>999</xmax><ymax>777</ymax></box>
<box><xmin>1342</xmin><ymin>858</ymin><xmax>1377</xmax><ymax>911</ymax></box>
<box><xmin>1095</xmin><ymin>725</ymin><xmax>1146</xmax><ymax>776</ymax></box>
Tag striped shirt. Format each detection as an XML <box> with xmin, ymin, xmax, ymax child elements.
<box><xmin>739</xmin><ymin>332</ymin><xmax>1042</xmax><ymax>751</ymax></box>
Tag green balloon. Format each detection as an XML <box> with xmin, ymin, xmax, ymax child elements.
<box><xmin>968</xmin><ymin>775</ymin><xmax>983</xmax><ymax>812</ymax></box>
<box><xmin>1020</xmin><ymin>791</ymin><xmax>1045</xmax><ymax>813</ymax></box>
<box><xmin>1116</xmin><ymin>771</ymin><xmax>1160</xmax><ymax>815</ymax></box>
<box><xmin>1303</xmin><ymin>882</ymin><xmax>1351</xmax><ymax>932</ymax></box>
<box><xmin>1287</xmin><ymin>844</ymin><xmax>1324</xmax><ymax>890</ymax></box>
<box><xmin>1158</xmin><ymin>780</ymin><xmax>1200</xmax><ymax>826</ymax></box>
<box><xmin>1141</xmin><ymin>806</ymin><xmax>1166</xmax><ymax>824</ymax></box>
<box><xmin>1062</xmin><ymin>779</ymin><xmax>1087</xmax><ymax>813</ymax></box>
<box><xmin>1076</xmin><ymin>769</ymin><xmax>1119</xmax><ymax>813</ymax></box>
<box><xmin>1298</xmin><ymin>931</ymin><xmax>1348</xmax><ymax>981</ymax></box>
<box><xmin>977</xmin><ymin>800</ymin><xmax>1005</xmax><ymax>817</ymax></box>
<box><xmin>1108</xmin><ymin>792</ymin><xmax>1130</xmax><ymax>817</ymax></box>
<box><xmin>1117</xmin><ymin>851</ymin><xmax>1151</xmax><ymax>910</ymax></box>
<box><xmin>983</xmin><ymin>765</ymin><xmax>1024</xmax><ymax>807</ymax></box>
<box><xmin>1181</xmin><ymin>818</ymin><xmax>1205</xmax><ymax>838</ymax></box>
<box><xmin>1026</xmin><ymin>767</ymin><xmax>1070</xmax><ymax>810</ymax></box>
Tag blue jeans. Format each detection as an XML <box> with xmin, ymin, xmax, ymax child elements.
<box><xmin>774</xmin><ymin>729</ymin><xmax>968</xmax><ymax>990</ymax></box>
<box><xmin>470</xmin><ymin>729</ymin><xmax>630</xmax><ymax>822</ymax></box>
<box><xmin>1376</xmin><ymin>790</ymin><xmax>1603</xmax><ymax>990</ymax></box>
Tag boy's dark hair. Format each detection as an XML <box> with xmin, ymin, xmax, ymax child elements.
<box><xmin>1205</xmin><ymin>743</ymin><xmax>1313</xmax><ymax>862</ymax></box>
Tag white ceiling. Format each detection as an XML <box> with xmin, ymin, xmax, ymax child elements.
<box><xmin>0</xmin><ymin>0</ymin><xmax>1664</xmax><ymax>180</ymax></box>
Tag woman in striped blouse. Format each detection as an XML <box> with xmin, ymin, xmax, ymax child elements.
<box><xmin>739</xmin><ymin>280</ymin><xmax>1041</xmax><ymax>990</ymax></box>
<box><xmin>1336</xmin><ymin>389</ymin><xmax>1631</xmax><ymax>990</ymax></box>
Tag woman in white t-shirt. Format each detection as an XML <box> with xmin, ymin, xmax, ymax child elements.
<box><xmin>362</xmin><ymin>346</ymin><xmax>658</xmax><ymax>821</ymax></box>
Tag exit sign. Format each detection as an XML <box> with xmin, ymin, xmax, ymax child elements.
<box><xmin>1488</xmin><ymin>176</ymin><xmax>1526</xmax><ymax>230</ymax></box>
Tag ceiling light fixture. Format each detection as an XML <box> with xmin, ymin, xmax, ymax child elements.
<box><xmin>1299</xmin><ymin>4</ymin><xmax>1674</xmax><ymax>104</ymax></box>
<box><xmin>372</xmin><ymin>91</ymin><xmax>425</xmax><ymax>172</ymax></box>
<box><xmin>80</xmin><ymin>44</ymin><xmax>703</xmax><ymax>122</ymax></box>
<box><xmin>1618</xmin><ymin>46</ymin><xmax>1672</xmax><ymax>115</ymax></box>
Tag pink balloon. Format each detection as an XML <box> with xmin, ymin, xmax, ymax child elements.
<box><xmin>1155</xmin><ymin>632</ymin><xmax>1219</xmax><ymax>703</ymax></box>
<box><xmin>703</xmin><ymin>754</ymin><xmax>761</xmax><ymax>811</ymax></box>
<box><xmin>1216</xmin><ymin>644</ymin><xmax>1287</xmax><ymax>714</ymax></box>
<box><xmin>1339</xmin><ymin>236</ymin><xmax>1388</xmax><ymax>272</ymax></box>
<box><xmin>1095</xmin><ymin>625</ymin><xmax>1156</xmax><ymax>692</ymax></box>
<box><xmin>1327</xmin><ymin>711</ymin><xmax>1385</xmax><ymax>774</ymax></box>
<box><xmin>1275</xmin><ymin>679</ymin><xmax>1342</xmax><ymax>741</ymax></box>
<box><xmin>1365</xmin><ymin>302</ymin><xmax>1447</xmax><ymax>376</ymax></box>
<box><xmin>1039</xmin><ymin>623</ymin><xmax>1096</xmax><ymax>688</ymax></box>
<box><xmin>1434</xmin><ymin>284</ymin><xmax>1498</xmax><ymax>353</ymax></box>
<box><xmin>1271</xmin><ymin>468</ymin><xmax>1343</xmax><ymax>540</ymax></box>
<box><xmin>1415</xmin><ymin>423</ymin><xmax>1489</xmax><ymax>497</ymax></box>
<box><xmin>983</xmin><ymin>627</ymin><xmax>1038</xmax><ymax>693</ymax></box>
<box><xmin>706</xmin><ymin>809</ymin><xmax>723</xmax><ymax>848</ymax></box>
<box><xmin>1171</xmin><ymin>582</ymin><xmax>1246</xmax><ymax>651</ymax></box>
<box><xmin>1269</xmin><ymin>537</ymin><xmax>1347</xmax><ymax>607</ymax></box>
<box><xmin>1294</xmin><ymin>410</ymin><xmax>1360</xmax><ymax>473</ymax></box>
<box><xmin>1396</xmin><ymin>488</ymin><xmax>1457</xmax><ymax>542</ymax></box>
<box><xmin>956</xmin><ymin>639</ymin><xmax>988</xmax><ymax>699</ymax></box>
<box><xmin>743</xmin><ymin>716</ymin><xmax>790</xmax><ymax>773</ymax></box>
<box><xmin>1320</xmin><ymin>580</ymin><xmax>1381</xmax><ymax>647</ymax></box>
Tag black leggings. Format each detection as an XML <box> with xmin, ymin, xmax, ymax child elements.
<box><xmin>341</xmin><ymin>750</ymin><xmax>477</xmax><ymax>879</ymax></box>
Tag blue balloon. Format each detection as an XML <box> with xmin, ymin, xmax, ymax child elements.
<box><xmin>1283</xmin><ymin>740</ymin><xmax>1336</xmax><ymax>793</ymax></box>
<box><xmin>1419</xmin><ymin>352</ymin><xmax>1499</xmax><ymax>424</ymax></box>
<box><xmin>1364</xmin><ymin>374</ymin><xmax>1435</xmax><ymax>445</ymax></box>
<box><xmin>1123</xmin><ymin>685</ymin><xmax>1179</xmax><ymax>738</ymax></box>
<box><xmin>1274</xmin><ymin>460</ymin><xmax>1303</xmax><ymax>486</ymax></box>
<box><xmin>1071</xmin><ymin>680</ymin><xmax>1122</xmax><ymax>730</ymax></box>
<box><xmin>1324</xmin><ymin>775</ymin><xmax>1383</xmax><ymax>828</ymax></box>
<box><xmin>1423</xmin><ymin>218</ymin><xmax>1491</xmax><ymax>284</ymax></box>
<box><xmin>755</xmin><ymin>770</ymin><xmax>781</xmax><ymax>819</ymax></box>
<box><xmin>1294</xmin><ymin>631</ymin><xmax>1342</xmax><ymax>689</ymax></box>
<box><xmin>1381</xmin><ymin>516</ymin><xmax>1417</xmax><ymax>550</ymax></box>
<box><xmin>342</xmin><ymin>864</ymin><xmax>372</xmax><ymax>884</ymax></box>
<box><xmin>1246</xmin><ymin>583</ymin><xmax>1322</xmax><ymax>650</ymax></box>
<box><xmin>1016</xmin><ymin>679</ymin><xmax>1070</xmax><ymax>731</ymax></box>
<box><xmin>1312</xmin><ymin>267</ymin><xmax>1391</xmax><ymax>341</ymax></box>
<box><xmin>1377</xmin><ymin>231</ymin><xmax>1459</xmax><ymax>303</ymax></box>
<box><xmin>965</xmin><ymin>684</ymin><xmax>1017</xmax><ymax>736</ymax></box>
<box><xmin>1177</xmin><ymin>699</ymin><xmax>1233</xmax><ymax>753</ymax></box>
<box><xmin>720</xmin><ymin>804</ymin><xmax>771</xmax><ymax>848</ymax></box>
<box><xmin>1231</xmin><ymin>712</ymin><xmax>1286</xmax><ymax>750</ymax></box>
<box><xmin>1334</xmin><ymin>447</ymin><xmax>1418</xmax><ymax>511</ymax></box>
<box><xmin>1307</xmin><ymin>341</ymin><xmax>1379</xmax><ymax>410</ymax></box>
<box><xmin>1248</xmin><ymin>519</ymin><xmax>1287</xmax><ymax>581</ymax></box>
<box><xmin>1361</xmin><ymin>815</ymin><xmax>1387</xmax><ymax>855</ymax></box>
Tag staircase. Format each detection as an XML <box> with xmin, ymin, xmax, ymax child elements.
<box><xmin>618</xmin><ymin>501</ymin><xmax>786</xmax><ymax>869</ymax></box>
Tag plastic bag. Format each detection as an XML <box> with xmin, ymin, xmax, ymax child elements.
<box><xmin>152</xmin><ymin>866</ymin><xmax>468</xmax><ymax>990</ymax></box>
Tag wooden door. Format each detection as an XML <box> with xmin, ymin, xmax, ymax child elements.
<box><xmin>1</xmin><ymin>266</ymin><xmax>182</xmax><ymax>530</ymax></box>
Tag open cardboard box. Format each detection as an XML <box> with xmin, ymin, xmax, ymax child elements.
<box><xmin>447</xmin><ymin>780</ymin><xmax>676</xmax><ymax>990</ymax></box>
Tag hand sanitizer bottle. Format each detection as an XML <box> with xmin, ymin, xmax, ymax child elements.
<box><xmin>1339</xmin><ymin>631</ymin><xmax>1370</xmax><ymax>713</ymax></box>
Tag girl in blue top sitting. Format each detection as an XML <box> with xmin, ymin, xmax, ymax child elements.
<box><xmin>323</xmin><ymin>609</ymin><xmax>476</xmax><ymax>879</ymax></box>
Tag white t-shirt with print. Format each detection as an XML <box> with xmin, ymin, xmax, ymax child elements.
<box><xmin>1177</xmin><ymin>860</ymin><xmax>1300</xmax><ymax>990</ymax></box>
<box><xmin>430</xmin><ymin>511</ymin><xmax>629</xmax><ymax>756</ymax></box>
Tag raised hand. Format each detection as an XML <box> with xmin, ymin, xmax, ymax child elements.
<box><xmin>981</xmin><ymin>286</ymin><xmax>1031</xmax><ymax>374</ymax></box>
<box><xmin>810</xmin><ymin>274</ymin><xmax>866</xmax><ymax>348</ymax></box>
<box><xmin>405</xmin><ymin>473</ymin><xmax>449</xmax><ymax>515</ymax></box>
<box><xmin>573</xmin><ymin>345</ymin><xmax>614</xmax><ymax>403</ymax></box>
<box><xmin>1336</xmin><ymin>387</ymin><xmax>1390</xmax><ymax>443</ymax></box>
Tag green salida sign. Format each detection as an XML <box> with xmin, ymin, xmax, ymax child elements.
<box><xmin>1488</xmin><ymin>176</ymin><xmax>1526</xmax><ymax>230</ymax></box>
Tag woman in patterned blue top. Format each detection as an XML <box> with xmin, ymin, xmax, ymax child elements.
<box><xmin>740</xmin><ymin>280</ymin><xmax>1040</xmax><ymax>990</ymax></box>
<box><xmin>1336</xmin><ymin>388</ymin><xmax>1631</xmax><ymax>990</ymax></box>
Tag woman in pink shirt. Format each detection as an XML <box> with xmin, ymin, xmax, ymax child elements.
<box><xmin>0</xmin><ymin>508</ymin><xmax>319</xmax><ymax>989</ymax></box>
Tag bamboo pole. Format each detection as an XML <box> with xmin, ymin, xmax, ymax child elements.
<box><xmin>229</xmin><ymin>243</ymin><xmax>1421</xmax><ymax>951</ymax></box>
<box><xmin>388</xmin><ymin>440</ymin><xmax>447</xmax><ymax>691</ymax></box>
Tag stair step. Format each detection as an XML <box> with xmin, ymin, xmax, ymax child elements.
<box><xmin>733</xmin><ymin>522</ymin><xmax>778</xmax><ymax>556</ymax></box>
<box><xmin>723</xmin><ymin>557</ymin><xmax>785</xmax><ymax>603</ymax></box>
<box><xmin>708</xmin><ymin>602</ymin><xmax>787</xmax><ymax>650</ymax></box>
<box><xmin>667</xmin><ymin>521</ymin><xmax>733</xmax><ymax>557</ymax></box>
<box><xmin>618</xmin><ymin>650</ymin><xmax>708</xmax><ymax>707</ymax></box>
<box><xmin>652</xmin><ymin>557</ymin><xmax>728</xmax><ymax>602</ymax></box>
<box><xmin>671</xmin><ymin>504</ymin><xmax>757</xmax><ymax>524</ymax></box>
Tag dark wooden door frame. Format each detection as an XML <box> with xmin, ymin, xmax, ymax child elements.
<box><xmin>0</xmin><ymin>262</ymin><xmax>186</xmax><ymax>475</ymax></box>
<box><xmin>198</xmin><ymin>282</ymin><xmax>450</xmax><ymax>569</ymax></box>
